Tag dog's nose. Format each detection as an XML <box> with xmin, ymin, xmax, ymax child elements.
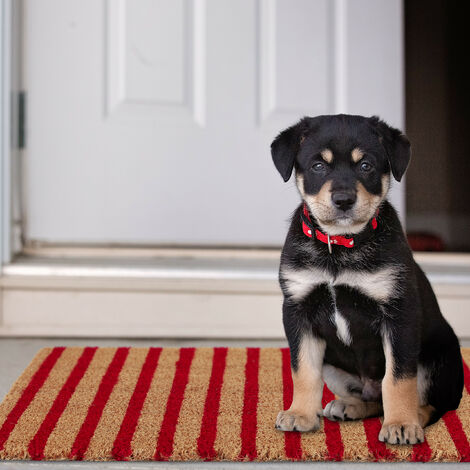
<box><xmin>332</xmin><ymin>191</ymin><xmax>356</xmax><ymax>211</ymax></box>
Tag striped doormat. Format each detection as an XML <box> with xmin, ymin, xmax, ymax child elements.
<box><xmin>0</xmin><ymin>347</ymin><xmax>469</xmax><ymax>462</ymax></box>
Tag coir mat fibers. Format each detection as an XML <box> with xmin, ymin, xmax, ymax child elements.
<box><xmin>0</xmin><ymin>347</ymin><xmax>469</xmax><ymax>462</ymax></box>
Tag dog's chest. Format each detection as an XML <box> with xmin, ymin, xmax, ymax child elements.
<box><xmin>281</xmin><ymin>264</ymin><xmax>400</xmax><ymax>345</ymax></box>
<box><xmin>281</xmin><ymin>265</ymin><xmax>399</xmax><ymax>303</ymax></box>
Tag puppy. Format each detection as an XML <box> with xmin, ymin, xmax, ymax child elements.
<box><xmin>271</xmin><ymin>114</ymin><xmax>463</xmax><ymax>444</ymax></box>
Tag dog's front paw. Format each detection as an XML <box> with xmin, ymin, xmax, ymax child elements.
<box><xmin>379</xmin><ymin>423</ymin><xmax>424</xmax><ymax>445</ymax></box>
<box><xmin>275</xmin><ymin>409</ymin><xmax>322</xmax><ymax>432</ymax></box>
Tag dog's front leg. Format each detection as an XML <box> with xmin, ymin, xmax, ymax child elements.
<box><xmin>276</xmin><ymin>332</ymin><xmax>325</xmax><ymax>432</ymax></box>
<box><xmin>379</xmin><ymin>326</ymin><xmax>424</xmax><ymax>445</ymax></box>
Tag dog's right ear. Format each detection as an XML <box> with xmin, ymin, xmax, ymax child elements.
<box><xmin>271</xmin><ymin>118</ymin><xmax>309</xmax><ymax>182</ymax></box>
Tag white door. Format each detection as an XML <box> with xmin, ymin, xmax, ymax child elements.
<box><xmin>23</xmin><ymin>0</ymin><xmax>404</xmax><ymax>247</ymax></box>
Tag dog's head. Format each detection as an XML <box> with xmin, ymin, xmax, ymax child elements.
<box><xmin>271</xmin><ymin>114</ymin><xmax>410</xmax><ymax>235</ymax></box>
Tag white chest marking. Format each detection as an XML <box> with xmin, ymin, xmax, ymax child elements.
<box><xmin>417</xmin><ymin>364</ymin><xmax>430</xmax><ymax>406</ymax></box>
<box><xmin>332</xmin><ymin>309</ymin><xmax>352</xmax><ymax>345</ymax></box>
<box><xmin>281</xmin><ymin>267</ymin><xmax>329</xmax><ymax>301</ymax></box>
<box><xmin>328</xmin><ymin>284</ymin><xmax>352</xmax><ymax>346</ymax></box>
<box><xmin>335</xmin><ymin>267</ymin><xmax>400</xmax><ymax>302</ymax></box>
<box><xmin>281</xmin><ymin>266</ymin><xmax>400</xmax><ymax>303</ymax></box>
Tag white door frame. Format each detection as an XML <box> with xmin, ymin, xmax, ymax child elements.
<box><xmin>1</xmin><ymin>0</ymin><xmax>12</xmax><ymax>266</ymax></box>
<box><xmin>1</xmin><ymin>0</ymin><xmax>23</xmax><ymax>267</ymax></box>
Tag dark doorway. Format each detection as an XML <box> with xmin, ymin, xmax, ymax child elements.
<box><xmin>405</xmin><ymin>0</ymin><xmax>470</xmax><ymax>251</ymax></box>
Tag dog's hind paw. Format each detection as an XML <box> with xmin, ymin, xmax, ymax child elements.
<box><xmin>323</xmin><ymin>399</ymin><xmax>349</xmax><ymax>421</ymax></box>
<box><xmin>275</xmin><ymin>409</ymin><xmax>322</xmax><ymax>432</ymax></box>
<box><xmin>323</xmin><ymin>399</ymin><xmax>362</xmax><ymax>421</ymax></box>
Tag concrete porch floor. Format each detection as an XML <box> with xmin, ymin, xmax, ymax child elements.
<box><xmin>1</xmin><ymin>337</ymin><xmax>469</xmax><ymax>469</ymax></box>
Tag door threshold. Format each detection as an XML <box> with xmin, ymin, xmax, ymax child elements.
<box><xmin>1</xmin><ymin>249</ymin><xmax>470</xmax><ymax>338</ymax></box>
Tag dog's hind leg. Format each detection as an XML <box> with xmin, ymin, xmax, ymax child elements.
<box><xmin>418</xmin><ymin>405</ymin><xmax>436</xmax><ymax>427</ymax></box>
<box><xmin>415</xmin><ymin>345</ymin><xmax>463</xmax><ymax>427</ymax></box>
<box><xmin>322</xmin><ymin>364</ymin><xmax>382</xmax><ymax>421</ymax></box>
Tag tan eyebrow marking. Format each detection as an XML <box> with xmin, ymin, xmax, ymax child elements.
<box><xmin>351</xmin><ymin>148</ymin><xmax>364</xmax><ymax>163</ymax></box>
<box><xmin>321</xmin><ymin>149</ymin><xmax>333</xmax><ymax>163</ymax></box>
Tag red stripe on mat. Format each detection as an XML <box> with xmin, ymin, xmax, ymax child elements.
<box><xmin>439</xmin><ymin>357</ymin><xmax>470</xmax><ymax>461</ymax></box>
<box><xmin>239</xmin><ymin>347</ymin><xmax>260</xmax><ymax>461</ymax></box>
<box><xmin>463</xmin><ymin>359</ymin><xmax>470</xmax><ymax>394</ymax></box>
<box><xmin>281</xmin><ymin>348</ymin><xmax>302</xmax><ymax>460</ymax></box>
<box><xmin>28</xmin><ymin>347</ymin><xmax>97</xmax><ymax>460</ymax></box>
<box><xmin>322</xmin><ymin>384</ymin><xmax>344</xmax><ymax>461</ymax></box>
<box><xmin>197</xmin><ymin>347</ymin><xmax>228</xmax><ymax>460</ymax></box>
<box><xmin>443</xmin><ymin>410</ymin><xmax>470</xmax><ymax>461</ymax></box>
<box><xmin>154</xmin><ymin>348</ymin><xmax>196</xmax><ymax>461</ymax></box>
<box><xmin>411</xmin><ymin>440</ymin><xmax>432</xmax><ymax>462</ymax></box>
<box><xmin>363</xmin><ymin>417</ymin><xmax>396</xmax><ymax>461</ymax></box>
<box><xmin>69</xmin><ymin>347</ymin><xmax>129</xmax><ymax>460</ymax></box>
<box><xmin>0</xmin><ymin>347</ymin><xmax>65</xmax><ymax>452</ymax></box>
<box><xmin>112</xmin><ymin>348</ymin><xmax>162</xmax><ymax>461</ymax></box>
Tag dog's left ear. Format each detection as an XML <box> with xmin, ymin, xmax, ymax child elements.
<box><xmin>369</xmin><ymin>116</ymin><xmax>411</xmax><ymax>182</ymax></box>
<box><xmin>271</xmin><ymin>118</ymin><xmax>310</xmax><ymax>182</ymax></box>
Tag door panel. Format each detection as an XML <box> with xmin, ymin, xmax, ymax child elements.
<box><xmin>259</xmin><ymin>0</ymin><xmax>332</xmax><ymax>121</ymax></box>
<box><xmin>107</xmin><ymin>0</ymin><xmax>204</xmax><ymax>124</ymax></box>
<box><xmin>24</xmin><ymin>0</ymin><xmax>404</xmax><ymax>246</ymax></box>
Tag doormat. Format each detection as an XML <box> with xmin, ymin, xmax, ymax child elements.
<box><xmin>0</xmin><ymin>347</ymin><xmax>469</xmax><ymax>462</ymax></box>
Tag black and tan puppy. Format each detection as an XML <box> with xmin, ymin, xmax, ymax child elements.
<box><xmin>272</xmin><ymin>114</ymin><xmax>463</xmax><ymax>444</ymax></box>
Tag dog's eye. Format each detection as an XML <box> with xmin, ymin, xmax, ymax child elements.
<box><xmin>359</xmin><ymin>161</ymin><xmax>372</xmax><ymax>172</ymax></box>
<box><xmin>312</xmin><ymin>162</ymin><xmax>325</xmax><ymax>172</ymax></box>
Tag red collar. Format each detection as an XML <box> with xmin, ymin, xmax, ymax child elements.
<box><xmin>301</xmin><ymin>203</ymin><xmax>378</xmax><ymax>252</ymax></box>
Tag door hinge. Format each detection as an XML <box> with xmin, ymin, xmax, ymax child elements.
<box><xmin>18</xmin><ymin>91</ymin><xmax>26</xmax><ymax>149</ymax></box>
